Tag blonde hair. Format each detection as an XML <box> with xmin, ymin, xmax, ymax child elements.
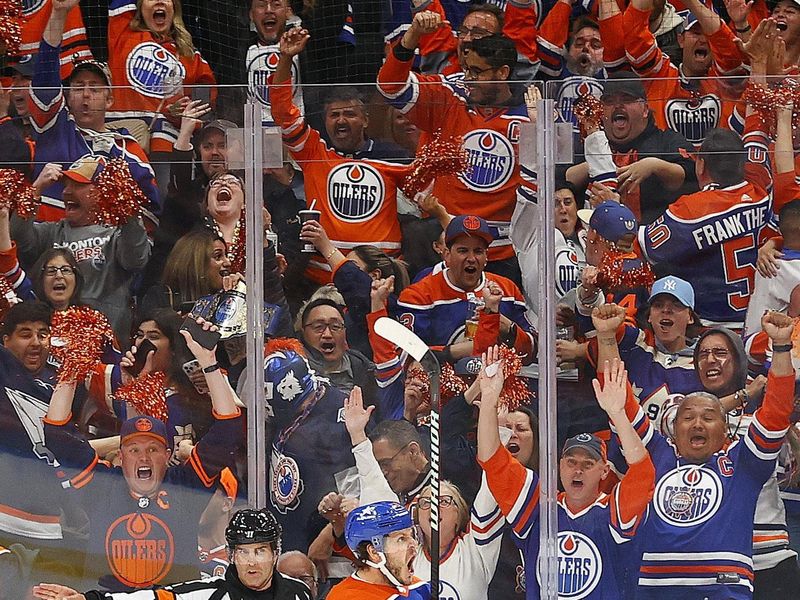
<box><xmin>420</xmin><ymin>480</ymin><xmax>469</xmax><ymax>533</ymax></box>
<box><xmin>130</xmin><ymin>0</ymin><xmax>195</xmax><ymax>58</ymax></box>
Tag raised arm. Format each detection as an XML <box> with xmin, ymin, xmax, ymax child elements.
<box><xmin>180</xmin><ymin>318</ymin><xmax>239</xmax><ymax>416</ymax></box>
<box><xmin>593</xmin><ymin>359</ymin><xmax>647</xmax><ymax>465</ymax></box>
<box><xmin>43</xmin><ymin>0</ymin><xmax>81</xmax><ymax>47</ymax></box>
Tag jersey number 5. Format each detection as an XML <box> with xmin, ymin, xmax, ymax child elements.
<box><xmin>722</xmin><ymin>234</ymin><xmax>756</xmax><ymax>311</ymax></box>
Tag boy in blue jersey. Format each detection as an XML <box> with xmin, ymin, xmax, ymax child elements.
<box><xmin>478</xmin><ymin>348</ymin><xmax>655</xmax><ymax>599</ymax></box>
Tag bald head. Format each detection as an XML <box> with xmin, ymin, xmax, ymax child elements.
<box><xmin>278</xmin><ymin>551</ymin><xmax>317</xmax><ymax>598</ymax></box>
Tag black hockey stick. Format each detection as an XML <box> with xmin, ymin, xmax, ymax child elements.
<box><xmin>374</xmin><ymin>317</ymin><xmax>441</xmax><ymax>600</ymax></box>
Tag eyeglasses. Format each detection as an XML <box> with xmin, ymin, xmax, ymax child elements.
<box><xmin>43</xmin><ymin>265</ymin><xmax>76</xmax><ymax>276</ymax></box>
<box><xmin>416</xmin><ymin>495</ymin><xmax>455</xmax><ymax>510</ymax></box>
<box><xmin>457</xmin><ymin>26</ymin><xmax>492</xmax><ymax>39</ymax></box>
<box><xmin>464</xmin><ymin>64</ymin><xmax>497</xmax><ymax>80</ymax></box>
<box><xmin>209</xmin><ymin>176</ymin><xmax>243</xmax><ymax>189</ymax></box>
<box><xmin>231</xmin><ymin>545</ymin><xmax>273</xmax><ymax>561</ymax></box>
<box><xmin>303</xmin><ymin>320</ymin><xmax>345</xmax><ymax>334</ymax></box>
<box><xmin>697</xmin><ymin>347</ymin><xmax>729</xmax><ymax>360</ymax></box>
<box><xmin>377</xmin><ymin>441</ymin><xmax>412</xmax><ymax>472</ymax></box>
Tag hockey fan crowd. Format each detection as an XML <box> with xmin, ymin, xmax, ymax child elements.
<box><xmin>3</xmin><ymin>0</ymin><xmax>800</xmax><ymax>598</ymax></box>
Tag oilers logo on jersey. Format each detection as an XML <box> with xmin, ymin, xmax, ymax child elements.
<box><xmin>536</xmin><ymin>531</ymin><xmax>602</xmax><ymax>600</ymax></box>
<box><xmin>665</xmin><ymin>95</ymin><xmax>721</xmax><ymax>146</ymax></box>
<box><xmin>105</xmin><ymin>512</ymin><xmax>176</xmax><ymax>588</ymax></box>
<box><xmin>125</xmin><ymin>42</ymin><xmax>186</xmax><ymax>98</ymax></box>
<box><xmin>327</xmin><ymin>163</ymin><xmax>385</xmax><ymax>222</ymax></box>
<box><xmin>460</xmin><ymin>130</ymin><xmax>515</xmax><ymax>192</ymax></box>
<box><xmin>555</xmin><ymin>246</ymin><xmax>581</xmax><ymax>297</ymax></box>
<box><xmin>247</xmin><ymin>48</ymin><xmax>299</xmax><ymax>106</ymax></box>
<box><xmin>22</xmin><ymin>0</ymin><xmax>46</xmax><ymax>15</ymax></box>
<box><xmin>556</xmin><ymin>77</ymin><xmax>605</xmax><ymax>133</ymax></box>
<box><xmin>437</xmin><ymin>580</ymin><xmax>461</xmax><ymax>600</ymax></box>
<box><xmin>654</xmin><ymin>465</ymin><xmax>723</xmax><ymax>527</ymax></box>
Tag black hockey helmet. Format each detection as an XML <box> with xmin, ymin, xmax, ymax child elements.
<box><xmin>225</xmin><ymin>508</ymin><xmax>282</xmax><ymax>551</ymax></box>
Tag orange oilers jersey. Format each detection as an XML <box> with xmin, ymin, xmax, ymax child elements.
<box><xmin>107</xmin><ymin>0</ymin><xmax>216</xmax><ymax>153</ymax></box>
<box><xmin>378</xmin><ymin>45</ymin><xmax>534</xmax><ymax>262</ymax></box>
<box><xmin>328</xmin><ymin>575</ymin><xmax>431</xmax><ymax>600</ymax></box>
<box><xmin>623</xmin><ymin>4</ymin><xmax>746</xmax><ymax>147</ymax></box>
<box><xmin>19</xmin><ymin>0</ymin><xmax>91</xmax><ymax>79</ymax></box>
<box><xmin>269</xmin><ymin>78</ymin><xmax>407</xmax><ymax>284</ymax></box>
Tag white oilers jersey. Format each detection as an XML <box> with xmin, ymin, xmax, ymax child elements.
<box><xmin>246</xmin><ymin>42</ymin><xmax>304</xmax><ymax>125</ymax></box>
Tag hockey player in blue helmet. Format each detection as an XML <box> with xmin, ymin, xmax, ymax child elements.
<box><xmin>262</xmin><ymin>338</ymin><xmax>362</xmax><ymax>551</ymax></box>
<box><xmin>327</xmin><ymin>501</ymin><xmax>431</xmax><ymax>600</ymax></box>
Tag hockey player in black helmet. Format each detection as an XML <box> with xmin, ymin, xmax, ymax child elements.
<box><xmin>32</xmin><ymin>508</ymin><xmax>312</xmax><ymax>600</ymax></box>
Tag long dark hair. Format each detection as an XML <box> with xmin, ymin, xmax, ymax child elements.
<box><xmin>31</xmin><ymin>248</ymin><xmax>84</xmax><ymax>308</ymax></box>
<box><xmin>134</xmin><ymin>308</ymin><xmax>196</xmax><ymax>397</ymax></box>
<box><xmin>351</xmin><ymin>245</ymin><xmax>410</xmax><ymax>295</ymax></box>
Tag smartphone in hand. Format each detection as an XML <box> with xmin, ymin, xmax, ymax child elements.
<box><xmin>180</xmin><ymin>316</ymin><xmax>221</xmax><ymax>351</ymax></box>
<box><xmin>130</xmin><ymin>339</ymin><xmax>157</xmax><ymax>377</ymax></box>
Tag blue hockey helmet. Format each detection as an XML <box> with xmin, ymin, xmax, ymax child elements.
<box><xmin>344</xmin><ymin>501</ymin><xmax>414</xmax><ymax>554</ymax></box>
<box><xmin>263</xmin><ymin>339</ymin><xmax>318</xmax><ymax>420</ymax></box>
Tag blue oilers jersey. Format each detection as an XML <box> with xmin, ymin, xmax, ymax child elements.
<box><xmin>480</xmin><ymin>445</ymin><xmax>655</xmax><ymax>599</ymax></box>
<box><xmin>611</xmin><ymin>371</ymin><xmax>795</xmax><ymax>599</ymax></box>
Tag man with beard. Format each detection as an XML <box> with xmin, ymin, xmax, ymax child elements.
<box><xmin>378</xmin><ymin>20</ymin><xmax>536</xmax><ymax>283</ymax></box>
<box><xmin>32</xmin><ymin>509</ymin><xmax>314</xmax><ymax>600</ymax></box>
<box><xmin>320</xmin><ymin>87</ymin><xmax>411</xmax><ymax>162</ymax></box>
<box><xmin>247</xmin><ymin>0</ymin><xmax>304</xmax><ymax>125</ymax></box>
<box><xmin>11</xmin><ymin>156</ymin><xmax>150</xmax><ymax>342</ymax></box>
<box><xmin>567</xmin><ymin>72</ymin><xmax>696</xmax><ymax>225</ymax></box>
<box><xmin>622</xmin><ymin>0</ymin><xmax>747</xmax><ymax>147</ymax></box>
<box><xmin>596</xmin><ymin>309</ymin><xmax>800</xmax><ymax>599</ymax></box>
<box><xmin>396</xmin><ymin>215</ymin><xmax>535</xmax><ymax>363</ymax></box>
<box><xmin>327</xmin><ymin>502</ymin><xmax>429</xmax><ymax>600</ymax></box>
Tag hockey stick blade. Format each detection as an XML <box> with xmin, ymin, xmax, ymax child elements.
<box><xmin>374</xmin><ymin>317</ymin><xmax>431</xmax><ymax>362</ymax></box>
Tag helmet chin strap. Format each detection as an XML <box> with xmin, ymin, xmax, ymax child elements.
<box><xmin>366</xmin><ymin>552</ymin><xmax>408</xmax><ymax>593</ymax></box>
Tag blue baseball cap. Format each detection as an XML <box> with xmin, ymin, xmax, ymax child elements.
<box><xmin>120</xmin><ymin>415</ymin><xmax>168</xmax><ymax>447</ymax></box>
<box><xmin>445</xmin><ymin>215</ymin><xmax>494</xmax><ymax>247</ymax></box>
<box><xmin>577</xmin><ymin>201</ymin><xmax>638</xmax><ymax>243</ymax></box>
<box><xmin>562</xmin><ymin>433</ymin><xmax>607</xmax><ymax>461</ymax></box>
<box><xmin>683</xmin><ymin>12</ymin><xmax>701</xmax><ymax>31</ymax></box>
<box><xmin>649</xmin><ymin>275</ymin><xmax>695</xmax><ymax>309</ymax></box>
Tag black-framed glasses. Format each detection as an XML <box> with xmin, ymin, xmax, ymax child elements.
<box><xmin>457</xmin><ymin>26</ymin><xmax>492</xmax><ymax>39</ymax></box>
<box><xmin>697</xmin><ymin>347</ymin><xmax>729</xmax><ymax>361</ymax></box>
<box><xmin>416</xmin><ymin>495</ymin><xmax>455</xmax><ymax>510</ymax></box>
<box><xmin>464</xmin><ymin>64</ymin><xmax>497</xmax><ymax>80</ymax></box>
<box><xmin>209</xmin><ymin>175</ymin><xmax>243</xmax><ymax>189</ymax></box>
<box><xmin>377</xmin><ymin>441</ymin><xmax>412</xmax><ymax>471</ymax></box>
<box><xmin>303</xmin><ymin>320</ymin><xmax>345</xmax><ymax>334</ymax></box>
<box><xmin>43</xmin><ymin>265</ymin><xmax>76</xmax><ymax>276</ymax></box>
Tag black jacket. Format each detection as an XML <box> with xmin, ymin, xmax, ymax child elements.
<box><xmin>84</xmin><ymin>567</ymin><xmax>312</xmax><ymax>599</ymax></box>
